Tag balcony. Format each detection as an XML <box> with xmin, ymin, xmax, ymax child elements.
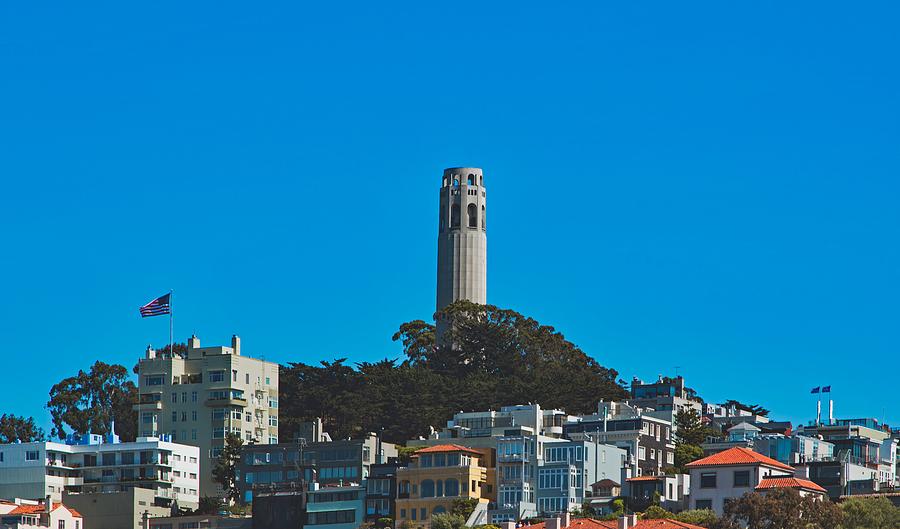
<box><xmin>134</xmin><ymin>401</ymin><xmax>163</xmax><ymax>411</ymax></box>
<box><xmin>205</xmin><ymin>396</ymin><xmax>247</xmax><ymax>407</ymax></box>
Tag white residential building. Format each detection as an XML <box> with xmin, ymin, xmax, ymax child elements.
<box><xmin>0</xmin><ymin>432</ymin><xmax>199</xmax><ymax>510</ymax></box>
<box><xmin>686</xmin><ymin>446</ymin><xmax>795</xmax><ymax>514</ymax></box>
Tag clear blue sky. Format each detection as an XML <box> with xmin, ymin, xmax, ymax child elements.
<box><xmin>1</xmin><ymin>2</ymin><xmax>898</xmax><ymax>433</ymax></box>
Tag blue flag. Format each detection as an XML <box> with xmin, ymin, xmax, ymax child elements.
<box><xmin>811</xmin><ymin>387</ymin><xmax>820</xmax><ymax>394</ymax></box>
<box><xmin>822</xmin><ymin>386</ymin><xmax>831</xmax><ymax>393</ymax></box>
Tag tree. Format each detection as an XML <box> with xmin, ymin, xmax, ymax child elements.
<box><xmin>674</xmin><ymin>409</ymin><xmax>713</xmax><ymax>446</ymax></box>
<box><xmin>46</xmin><ymin>361</ymin><xmax>138</xmax><ymax>441</ymax></box>
<box><xmin>0</xmin><ymin>414</ymin><xmax>45</xmax><ymax>443</ymax></box>
<box><xmin>280</xmin><ymin>301</ymin><xmax>628</xmax><ymax>444</ymax></box>
<box><xmin>449</xmin><ymin>498</ymin><xmax>479</xmax><ymax>520</ymax></box>
<box><xmin>840</xmin><ymin>496</ymin><xmax>900</xmax><ymax>529</ymax></box>
<box><xmin>431</xmin><ymin>513</ymin><xmax>467</xmax><ymax>529</ymax></box>
<box><xmin>673</xmin><ymin>444</ymin><xmax>704</xmax><ymax>473</ymax></box>
<box><xmin>642</xmin><ymin>505</ymin><xmax>673</xmax><ymax>519</ymax></box>
<box><xmin>715</xmin><ymin>489</ymin><xmax>842</xmax><ymax>529</ymax></box>
<box><xmin>212</xmin><ymin>433</ymin><xmax>244</xmax><ymax>504</ymax></box>
<box><xmin>673</xmin><ymin>509</ymin><xmax>717</xmax><ymax>527</ymax></box>
<box><xmin>396</xmin><ymin>301</ymin><xmax>628</xmax><ymax>415</ymax></box>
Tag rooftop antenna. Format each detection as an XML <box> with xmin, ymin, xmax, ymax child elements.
<box><xmin>674</xmin><ymin>366</ymin><xmax>682</xmax><ymax>377</ymax></box>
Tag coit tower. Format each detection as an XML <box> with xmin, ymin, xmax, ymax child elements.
<box><xmin>436</xmin><ymin>167</ymin><xmax>487</xmax><ymax>319</ymax></box>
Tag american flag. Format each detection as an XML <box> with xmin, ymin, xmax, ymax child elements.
<box><xmin>139</xmin><ymin>293</ymin><xmax>171</xmax><ymax>317</ymax></box>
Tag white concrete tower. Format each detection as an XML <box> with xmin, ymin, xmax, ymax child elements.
<box><xmin>436</xmin><ymin>167</ymin><xmax>487</xmax><ymax>317</ymax></box>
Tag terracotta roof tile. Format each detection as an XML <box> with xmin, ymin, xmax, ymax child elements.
<box><xmin>525</xmin><ymin>517</ymin><xmax>705</xmax><ymax>529</ymax></box>
<box><xmin>8</xmin><ymin>503</ymin><xmax>82</xmax><ymax>517</ymax></box>
<box><xmin>685</xmin><ymin>447</ymin><xmax>794</xmax><ymax>472</ymax></box>
<box><xmin>627</xmin><ymin>476</ymin><xmax>664</xmax><ymax>482</ymax></box>
<box><xmin>413</xmin><ymin>443</ymin><xmax>482</xmax><ymax>455</ymax></box>
<box><xmin>756</xmin><ymin>477</ymin><xmax>827</xmax><ymax>493</ymax></box>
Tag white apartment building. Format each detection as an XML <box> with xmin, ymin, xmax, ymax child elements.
<box><xmin>134</xmin><ymin>334</ymin><xmax>279</xmax><ymax>497</ymax></box>
<box><xmin>0</xmin><ymin>433</ymin><xmax>199</xmax><ymax>510</ymax></box>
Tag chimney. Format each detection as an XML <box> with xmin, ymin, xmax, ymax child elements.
<box><xmin>546</xmin><ymin>517</ymin><xmax>561</xmax><ymax>529</ymax></box>
<box><xmin>45</xmin><ymin>495</ymin><xmax>52</xmax><ymax>515</ymax></box>
<box><xmin>617</xmin><ymin>514</ymin><xmax>638</xmax><ymax>529</ymax></box>
<box><xmin>145</xmin><ymin>344</ymin><xmax>156</xmax><ymax>360</ymax></box>
<box><xmin>501</xmin><ymin>523</ymin><xmax>517</xmax><ymax>529</ymax></box>
<box><xmin>188</xmin><ymin>335</ymin><xmax>200</xmax><ymax>350</ymax></box>
<box><xmin>560</xmin><ymin>512</ymin><xmax>571</xmax><ymax>527</ymax></box>
<box><xmin>231</xmin><ymin>335</ymin><xmax>241</xmax><ymax>356</ymax></box>
<box><xmin>829</xmin><ymin>400</ymin><xmax>834</xmax><ymax>425</ymax></box>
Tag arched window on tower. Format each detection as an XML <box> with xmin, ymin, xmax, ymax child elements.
<box><xmin>480</xmin><ymin>175</ymin><xmax>483</xmax><ymax>185</ymax></box>
<box><xmin>468</xmin><ymin>203</ymin><xmax>477</xmax><ymax>228</ymax></box>
<box><xmin>451</xmin><ymin>204</ymin><xmax>460</xmax><ymax>228</ymax></box>
<box><xmin>481</xmin><ymin>205</ymin><xmax>486</xmax><ymax>230</ymax></box>
<box><xmin>467</xmin><ymin>174</ymin><xmax>475</xmax><ymax>185</ymax></box>
<box><xmin>453</xmin><ymin>178</ymin><xmax>460</xmax><ymax>187</ymax></box>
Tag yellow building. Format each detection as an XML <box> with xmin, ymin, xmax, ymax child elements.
<box><xmin>396</xmin><ymin>444</ymin><xmax>490</xmax><ymax>529</ymax></box>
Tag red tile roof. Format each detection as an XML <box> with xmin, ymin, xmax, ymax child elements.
<box><xmin>413</xmin><ymin>443</ymin><xmax>482</xmax><ymax>455</ymax></box>
<box><xmin>685</xmin><ymin>447</ymin><xmax>794</xmax><ymax>472</ymax></box>
<box><xmin>525</xmin><ymin>517</ymin><xmax>705</xmax><ymax>529</ymax></box>
<box><xmin>8</xmin><ymin>503</ymin><xmax>82</xmax><ymax>517</ymax></box>
<box><xmin>627</xmin><ymin>476</ymin><xmax>664</xmax><ymax>482</ymax></box>
<box><xmin>756</xmin><ymin>477</ymin><xmax>827</xmax><ymax>493</ymax></box>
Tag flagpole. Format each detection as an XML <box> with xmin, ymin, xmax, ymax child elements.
<box><xmin>169</xmin><ymin>290</ymin><xmax>174</xmax><ymax>357</ymax></box>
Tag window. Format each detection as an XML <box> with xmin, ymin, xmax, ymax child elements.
<box><xmin>467</xmin><ymin>203</ymin><xmax>478</xmax><ymax>228</ymax></box>
<box><xmin>695</xmin><ymin>499</ymin><xmax>712</xmax><ymax>510</ymax></box>
<box><xmin>245</xmin><ymin>373</ymin><xmax>250</xmax><ymax>384</ymax></box>
<box><xmin>451</xmin><ymin>204</ymin><xmax>460</xmax><ymax>227</ymax></box>
<box><xmin>59</xmin><ymin>520</ymin><xmax>66</xmax><ymax>529</ymax></box>
<box><xmin>650</xmin><ymin>448</ymin><xmax>656</xmax><ymax>460</ymax></box>
<box><xmin>639</xmin><ymin>446</ymin><xmax>646</xmax><ymax>460</ymax></box>
<box><xmin>145</xmin><ymin>375</ymin><xmax>164</xmax><ymax>386</ymax></box>
<box><xmin>172</xmin><ymin>411</ymin><xmax>178</xmax><ymax>422</ymax></box>
<box><xmin>734</xmin><ymin>470</ymin><xmax>750</xmax><ymax>487</ymax></box>
<box><xmin>171</xmin><ymin>393</ymin><xmax>177</xmax><ymax>403</ymax></box>
<box><xmin>700</xmin><ymin>472</ymin><xmax>717</xmax><ymax>488</ymax></box>
<box><xmin>269</xmin><ymin>398</ymin><xmax>278</xmax><ymax>408</ymax></box>
<box><xmin>191</xmin><ymin>391</ymin><xmax>197</xmax><ymax>402</ymax></box>
<box><xmin>400</xmin><ymin>509</ymin><xmax>406</xmax><ymax>519</ymax></box>
<box><xmin>232</xmin><ymin>370</ymin><xmax>238</xmax><ymax>382</ymax></box>
<box><xmin>191</xmin><ymin>429</ymin><xmax>197</xmax><ymax>440</ymax></box>
<box><xmin>209</xmin><ymin>371</ymin><xmax>226</xmax><ymax>383</ymax></box>
<box><xmin>26</xmin><ymin>450</ymin><xmax>40</xmax><ymax>461</ymax></box>
<box><xmin>266</xmin><ymin>376</ymin><xmax>271</xmax><ymax>385</ymax></box>
<box><xmin>667</xmin><ymin>451</ymin><xmax>674</xmax><ymax>465</ymax></box>
<box><xmin>181</xmin><ymin>412</ymin><xmax>187</xmax><ymax>422</ymax></box>
<box><xmin>421</xmin><ymin>479</ymin><xmax>435</xmax><ymax>497</ymax></box>
<box><xmin>482</xmin><ymin>205</ymin><xmax>486</xmax><ymax>229</ymax></box>
<box><xmin>421</xmin><ymin>508</ymin><xmax>427</xmax><ymax>521</ymax></box>
<box><xmin>192</xmin><ymin>411</ymin><xmax>197</xmax><ymax>421</ymax></box>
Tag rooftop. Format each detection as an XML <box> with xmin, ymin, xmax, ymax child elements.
<box><xmin>526</xmin><ymin>517</ymin><xmax>704</xmax><ymax>529</ymax></box>
<box><xmin>685</xmin><ymin>446</ymin><xmax>794</xmax><ymax>472</ymax></box>
<box><xmin>414</xmin><ymin>444</ymin><xmax>482</xmax><ymax>455</ymax></box>
<box><xmin>756</xmin><ymin>477</ymin><xmax>827</xmax><ymax>493</ymax></box>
